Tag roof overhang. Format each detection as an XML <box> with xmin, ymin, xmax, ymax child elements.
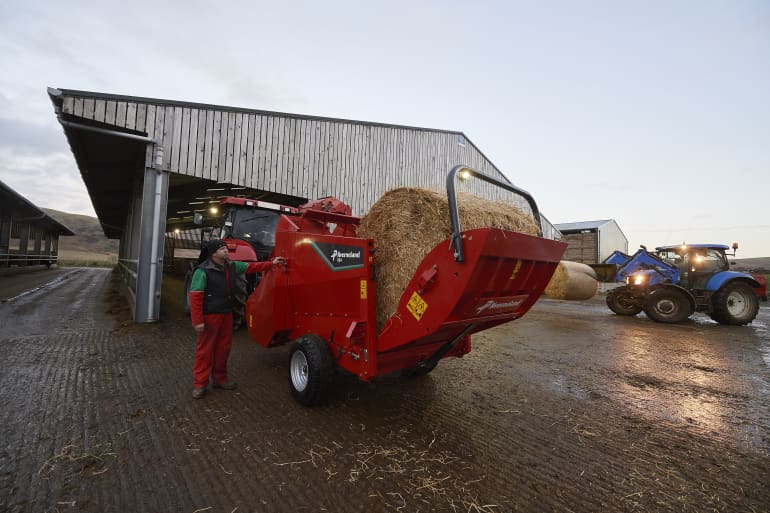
<box><xmin>48</xmin><ymin>88</ymin><xmax>308</xmax><ymax>238</ymax></box>
<box><xmin>49</xmin><ymin>89</ymin><xmax>148</xmax><ymax>238</ymax></box>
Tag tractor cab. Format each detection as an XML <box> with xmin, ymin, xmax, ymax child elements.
<box><xmin>205</xmin><ymin>198</ymin><xmax>300</xmax><ymax>263</ymax></box>
<box><xmin>654</xmin><ymin>244</ymin><xmax>731</xmax><ymax>290</ymax></box>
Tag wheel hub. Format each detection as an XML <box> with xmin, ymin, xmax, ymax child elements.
<box><xmin>727</xmin><ymin>292</ymin><xmax>748</xmax><ymax>316</ymax></box>
<box><xmin>656</xmin><ymin>299</ymin><xmax>676</xmax><ymax>314</ymax></box>
<box><xmin>290</xmin><ymin>351</ymin><xmax>309</xmax><ymax>392</ymax></box>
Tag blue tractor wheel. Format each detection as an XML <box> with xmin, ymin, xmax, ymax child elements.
<box><xmin>643</xmin><ymin>287</ymin><xmax>694</xmax><ymax>323</ymax></box>
<box><xmin>710</xmin><ymin>281</ymin><xmax>759</xmax><ymax>326</ymax></box>
<box><xmin>607</xmin><ymin>286</ymin><xmax>642</xmax><ymax>316</ymax></box>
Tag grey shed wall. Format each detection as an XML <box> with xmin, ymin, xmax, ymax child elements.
<box><xmin>596</xmin><ymin>221</ymin><xmax>628</xmax><ymax>262</ymax></box>
<box><xmin>59</xmin><ymin>92</ymin><xmax>554</xmax><ymax>230</ymax></box>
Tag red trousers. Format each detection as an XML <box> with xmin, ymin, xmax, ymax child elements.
<box><xmin>193</xmin><ymin>313</ymin><xmax>233</xmax><ymax>388</ymax></box>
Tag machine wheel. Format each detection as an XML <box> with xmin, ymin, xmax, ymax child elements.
<box><xmin>643</xmin><ymin>287</ymin><xmax>694</xmax><ymax>323</ymax></box>
<box><xmin>289</xmin><ymin>334</ymin><xmax>333</xmax><ymax>406</ymax></box>
<box><xmin>711</xmin><ymin>282</ymin><xmax>759</xmax><ymax>326</ymax></box>
<box><xmin>606</xmin><ymin>286</ymin><xmax>642</xmax><ymax>316</ymax></box>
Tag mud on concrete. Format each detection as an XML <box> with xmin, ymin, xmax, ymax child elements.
<box><xmin>1</xmin><ymin>268</ymin><xmax>769</xmax><ymax>512</ymax></box>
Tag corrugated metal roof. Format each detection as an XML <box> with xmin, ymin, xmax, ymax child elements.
<box><xmin>553</xmin><ymin>220</ymin><xmax>614</xmax><ymax>232</ymax></box>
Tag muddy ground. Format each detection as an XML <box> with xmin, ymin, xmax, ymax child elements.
<box><xmin>1</xmin><ymin>267</ymin><xmax>769</xmax><ymax>513</ymax></box>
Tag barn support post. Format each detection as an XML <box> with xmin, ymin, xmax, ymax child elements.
<box><xmin>0</xmin><ymin>217</ymin><xmax>10</xmax><ymax>267</ymax></box>
<box><xmin>19</xmin><ymin>223</ymin><xmax>30</xmax><ymax>266</ymax></box>
<box><xmin>133</xmin><ymin>166</ymin><xmax>169</xmax><ymax>322</ymax></box>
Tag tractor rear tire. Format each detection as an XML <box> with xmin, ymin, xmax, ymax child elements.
<box><xmin>606</xmin><ymin>286</ymin><xmax>643</xmax><ymax>316</ymax></box>
<box><xmin>643</xmin><ymin>287</ymin><xmax>693</xmax><ymax>323</ymax></box>
<box><xmin>231</xmin><ymin>273</ymin><xmax>249</xmax><ymax>330</ymax></box>
<box><xmin>289</xmin><ymin>334</ymin><xmax>333</xmax><ymax>406</ymax></box>
<box><xmin>711</xmin><ymin>282</ymin><xmax>759</xmax><ymax>326</ymax></box>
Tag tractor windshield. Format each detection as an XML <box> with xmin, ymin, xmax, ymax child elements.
<box><xmin>689</xmin><ymin>248</ymin><xmax>728</xmax><ymax>273</ymax></box>
<box><xmin>222</xmin><ymin>208</ymin><xmax>280</xmax><ymax>252</ymax></box>
<box><xmin>656</xmin><ymin>249</ymin><xmax>684</xmax><ymax>267</ymax></box>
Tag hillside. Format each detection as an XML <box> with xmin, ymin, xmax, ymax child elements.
<box><xmin>733</xmin><ymin>257</ymin><xmax>770</xmax><ymax>273</ymax></box>
<box><xmin>43</xmin><ymin>208</ymin><xmax>119</xmax><ymax>261</ymax></box>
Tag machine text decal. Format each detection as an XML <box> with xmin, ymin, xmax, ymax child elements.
<box><xmin>475</xmin><ymin>298</ymin><xmax>524</xmax><ymax>314</ymax></box>
<box><xmin>311</xmin><ymin>242</ymin><xmax>365</xmax><ymax>271</ymax></box>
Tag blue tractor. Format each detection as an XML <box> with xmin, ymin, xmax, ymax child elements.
<box><xmin>599</xmin><ymin>243</ymin><xmax>761</xmax><ymax>325</ymax></box>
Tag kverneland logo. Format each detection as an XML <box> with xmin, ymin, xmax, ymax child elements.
<box><xmin>330</xmin><ymin>249</ymin><xmax>361</xmax><ymax>262</ymax></box>
<box><xmin>475</xmin><ymin>299</ymin><xmax>524</xmax><ymax>314</ymax></box>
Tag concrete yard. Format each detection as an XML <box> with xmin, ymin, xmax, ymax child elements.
<box><xmin>1</xmin><ymin>267</ymin><xmax>769</xmax><ymax>512</ymax></box>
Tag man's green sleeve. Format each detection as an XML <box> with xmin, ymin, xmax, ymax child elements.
<box><xmin>190</xmin><ymin>268</ymin><xmax>207</xmax><ymax>291</ymax></box>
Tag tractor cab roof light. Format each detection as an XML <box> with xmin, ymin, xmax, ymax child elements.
<box><xmin>257</xmin><ymin>201</ymin><xmax>280</xmax><ymax>211</ymax></box>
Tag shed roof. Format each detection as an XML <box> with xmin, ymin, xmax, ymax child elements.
<box><xmin>553</xmin><ymin>220</ymin><xmax>615</xmax><ymax>232</ymax></box>
<box><xmin>47</xmin><ymin>87</ymin><xmax>540</xmax><ymax>238</ymax></box>
<box><xmin>0</xmin><ymin>180</ymin><xmax>74</xmax><ymax>235</ymax></box>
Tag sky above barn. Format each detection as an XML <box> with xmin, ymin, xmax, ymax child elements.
<box><xmin>1</xmin><ymin>0</ymin><xmax>768</xmax><ymax>257</ymax></box>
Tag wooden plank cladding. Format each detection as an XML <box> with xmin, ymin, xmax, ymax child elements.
<box><xmin>58</xmin><ymin>91</ymin><xmax>529</xmax><ymax>216</ymax></box>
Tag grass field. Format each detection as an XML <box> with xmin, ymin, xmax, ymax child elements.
<box><xmin>57</xmin><ymin>250</ymin><xmax>117</xmax><ymax>268</ymax></box>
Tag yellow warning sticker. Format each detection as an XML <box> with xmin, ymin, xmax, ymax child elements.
<box><xmin>407</xmin><ymin>291</ymin><xmax>428</xmax><ymax>321</ymax></box>
<box><xmin>360</xmin><ymin>280</ymin><xmax>367</xmax><ymax>299</ymax></box>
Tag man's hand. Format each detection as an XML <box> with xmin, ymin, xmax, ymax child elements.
<box><xmin>193</xmin><ymin>323</ymin><xmax>205</xmax><ymax>333</ymax></box>
<box><xmin>272</xmin><ymin>256</ymin><xmax>287</xmax><ymax>266</ymax></box>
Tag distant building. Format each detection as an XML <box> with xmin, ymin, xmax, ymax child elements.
<box><xmin>554</xmin><ymin>219</ymin><xmax>628</xmax><ymax>264</ymax></box>
<box><xmin>0</xmin><ymin>180</ymin><xmax>74</xmax><ymax>268</ymax></box>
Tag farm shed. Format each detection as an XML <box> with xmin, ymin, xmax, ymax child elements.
<box><xmin>554</xmin><ymin>219</ymin><xmax>628</xmax><ymax>264</ymax></box>
<box><xmin>48</xmin><ymin>87</ymin><xmax>559</xmax><ymax>322</ymax></box>
<box><xmin>0</xmin><ymin>180</ymin><xmax>74</xmax><ymax>268</ymax></box>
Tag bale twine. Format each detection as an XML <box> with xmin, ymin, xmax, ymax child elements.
<box><xmin>357</xmin><ymin>187</ymin><xmax>538</xmax><ymax>330</ymax></box>
<box><xmin>544</xmin><ymin>260</ymin><xmax>598</xmax><ymax>300</ymax></box>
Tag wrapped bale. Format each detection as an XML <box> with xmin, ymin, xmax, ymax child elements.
<box><xmin>357</xmin><ymin>187</ymin><xmax>539</xmax><ymax>330</ymax></box>
<box><xmin>544</xmin><ymin>260</ymin><xmax>598</xmax><ymax>300</ymax></box>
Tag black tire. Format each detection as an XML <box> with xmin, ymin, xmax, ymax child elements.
<box><xmin>711</xmin><ymin>281</ymin><xmax>759</xmax><ymax>326</ymax></box>
<box><xmin>643</xmin><ymin>287</ymin><xmax>693</xmax><ymax>323</ymax></box>
<box><xmin>288</xmin><ymin>334</ymin><xmax>333</xmax><ymax>406</ymax></box>
<box><xmin>606</xmin><ymin>286</ymin><xmax>643</xmax><ymax>316</ymax></box>
<box><xmin>231</xmin><ymin>273</ymin><xmax>249</xmax><ymax>329</ymax></box>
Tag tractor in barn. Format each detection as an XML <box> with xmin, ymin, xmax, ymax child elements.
<box><xmin>183</xmin><ymin>196</ymin><xmax>348</xmax><ymax>327</ymax></box>
<box><xmin>596</xmin><ymin>243</ymin><xmax>762</xmax><ymax>325</ymax></box>
<box><xmin>186</xmin><ymin>165</ymin><xmax>567</xmax><ymax>405</ymax></box>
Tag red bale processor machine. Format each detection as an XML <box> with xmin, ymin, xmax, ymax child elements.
<box><xmin>244</xmin><ymin>166</ymin><xmax>567</xmax><ymax>405</ymax></box>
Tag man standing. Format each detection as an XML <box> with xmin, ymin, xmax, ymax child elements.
<box><xmin>188</xmin><ymin>239</ymin><xmax>285</xmax><ymax>399</ymax></box>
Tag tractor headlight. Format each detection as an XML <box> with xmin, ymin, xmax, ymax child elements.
<box><xmin>633</xmin><ymin>274</ymin><xmax>646</xmax><ymax>286</ymax></box>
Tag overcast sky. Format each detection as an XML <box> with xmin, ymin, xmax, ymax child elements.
<box><xmin>1</xmin><ymin>0</ymin><xmax>769</xmax><ymax>257</ymax></box>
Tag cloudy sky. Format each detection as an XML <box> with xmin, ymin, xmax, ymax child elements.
<box><xmin>2</xmin><ymin>1</ymin><xmax>769</xmax><ymax>257</ymax></box>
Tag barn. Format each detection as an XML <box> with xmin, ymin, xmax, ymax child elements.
<box><xmin>0</xmin><ymin>180</ymin><xmax>73</xmax><ymax>268</ymax></box>
<box><xmin>553</xmin><ymin>219</ymin><xmax>628</xmax><ymax>264</ymax></box>
<box><xmin>48</xmin><ymin>87</ymin><xmax>560</xmax><ymax>321</ymax></box>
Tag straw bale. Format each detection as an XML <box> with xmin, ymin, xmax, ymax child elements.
<box><xmin>358</xmin><ymin>187</ymin><xmax>538</xmax><ymax>330</ymax></box>
<box><xmin>544</xmin><ymin>260</ymin><xmax>598</xmax><ymax>300</ymax></box>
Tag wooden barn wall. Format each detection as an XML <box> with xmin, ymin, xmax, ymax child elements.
<box><xmin>562</xmin><ymin>232</ymin><xmax>599</xmax><ymax>264</ymax></box>
<box><xmin>61</xmin><ymin>95</ymin><xmax>530</xmax><ymax>216</ymax></box>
